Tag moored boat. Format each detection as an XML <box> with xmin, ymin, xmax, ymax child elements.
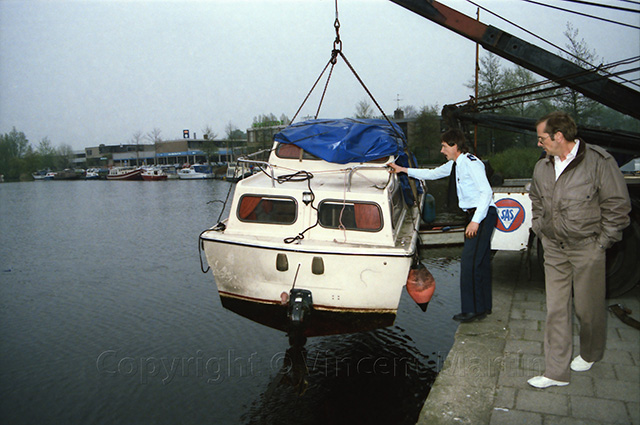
<box><xmin>178</xmin><ymin>164</ymin><xmax>213</xmax><ymax>179</ymax></box>
<box><xmin>141</xmin><ymin>167</ymin><xmax>168</xmax><ymax>181</ymax></box>
<box><xmin>85</xmin><ymin>168</ymin><xmax>100</xmax><ymax>180</ymax></box>
<box><xmin>199</xmin><ymin>118</ymin><xmax>427</xmax><ymax>337</ymax></box>
<box><xmin>159</xmin><ymin>165</ymin><xmax>179</xmax><ymax>179</ymax></box>
<box><xmin>106</xmin><ymin>167</ymin><xmax>143</xmax><ymax>180</ymax></box>
<box><xmin>32</xmin><ymin>170</ymin><xmax>50</xmax><ymax>180</ymax></box>
<box><xmin>53</xmin><ymin>169</ymin><xmax>82</xmax><ymax>180</ymax></box>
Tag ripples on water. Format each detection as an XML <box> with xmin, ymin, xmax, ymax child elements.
<box><xmin>0</xmin><ymin>180</ymin><xmax>462</xmax><ymax>425</ymax></box>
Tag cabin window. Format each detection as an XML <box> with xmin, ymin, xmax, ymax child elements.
<box><xmin>275</xmin><ymin>143</ymin><xmax>320</xmax><ymax>160</ymax></box>
<box><xmin>276</xmin><ymin>142</ymin><xmax>389</xmax><ymax>163</ymax></box>
<box><xmin>237</xmin><ymin>195</ymin><xmax>297</xmax><ymax>224</ymax></box>
<box><xmin>369</xmin><ymin>156</ymin><xmax>390</xmax><ymax>163</ymax></box>
<box><xmin>318</xmin><ymin>201</ymin><xmax>382</xmax><ymax>231</ymax></box>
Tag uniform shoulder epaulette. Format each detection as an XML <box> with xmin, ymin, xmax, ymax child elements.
<box><xmin>586</xmin><ymin>143</ymin><xmax>612</xmax><ymax>160</ymax></box>
<box><xmin>467</xmin><ymin>154</ymin><xmax>477</xmax><ymax>161</ymax></box>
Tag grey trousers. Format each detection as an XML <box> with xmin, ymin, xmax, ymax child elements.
<box><xmin>540</xmin><ymin>237</ymin><xmax>607</xmax><ymax>382</ymax></box>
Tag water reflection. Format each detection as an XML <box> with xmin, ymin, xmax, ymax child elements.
<box><xmin>243</xmin><ymin>326</ymin><xmax>437</xmax><ymax>425</ymax></box>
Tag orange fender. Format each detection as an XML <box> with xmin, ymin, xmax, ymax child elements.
<box><xmin>406</xmin><ymin>263</ymin><xmax>436</xmax><ymax>312</ymax></box>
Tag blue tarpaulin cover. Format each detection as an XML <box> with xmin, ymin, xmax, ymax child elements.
<box><xmin>274</xmin><ymin>118</ymin><xmax>421</xmax><ymax>204</ymax></box>
<box><xmin>274</xmin><ymin>118</ymin><xmax>407</xmax><ymax>164</ymax></box>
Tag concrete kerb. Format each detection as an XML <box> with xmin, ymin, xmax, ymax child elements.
<box><xmin>417</xmin><ymin>251</ymin><xmax>520</xmax><ymax>425</ymax></box>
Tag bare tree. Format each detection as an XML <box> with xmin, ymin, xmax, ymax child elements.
<box><xmin>56</xmin><ymin>143</ymin><xmax>74</xmax><ymax>169</ymax></box>
<box><xmin>200</xmin><ymin>125</ymin><xmax>218</xmax><ymax>165</ymax></box>
<box><xmin>553</xmin><ymin>22</ymin><xmax>603</xmax><ymax>123</ymax></box>
<box><xmin>354</xmin><ymin>99</ymin><xmax>374</xmax><ymax>119</ymax></box>
<box><xmin>146</xmin><ymin>128</ymin><xmax>162</xmax><ymax>165</ymax></box>
<box><xmin>131</xmin><ymin>131</ymin><xmax>143</xmax><ymax>166</ymax></box>
<box><xmin>201</xmin><ymin>125</ymin><xmax>217</xmax><ymax>140</ymax></box>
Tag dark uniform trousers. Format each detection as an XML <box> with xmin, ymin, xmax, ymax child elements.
<box><xmin>460</xmin><ymin>206</ymin><xmax>497</xmax><ymax>314</ymax></box>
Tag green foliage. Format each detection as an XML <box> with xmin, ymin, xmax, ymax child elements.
<box><xmin>410</xmin><ymin>105</ymin><xmax>443</xmax><ymax>164</ymax></box>
<box><xmin>0</xmin><ymin>128</ymin><xmax>80</xmax><ymax>181</ymax></box>
<box><xmin>487</xmin><ymin>147</ymin><xmax>541</xmax><ymax>179</ymax></box>
<box><xmin>0</xmin><ymin>128</ymin><xmax>31</xmax><ymax>180</ymax></box>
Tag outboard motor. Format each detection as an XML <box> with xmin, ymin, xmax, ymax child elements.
<box><xmin>287</xmin><ymin>288</ymin><xmax>313</xmax><ymax>332</ymax></box>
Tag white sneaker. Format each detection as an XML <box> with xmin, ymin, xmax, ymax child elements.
<box><xmin>571</xmin><ymin>355</ymin><xmax>594</xmax><ymax>372</ymax></box>
<box><xmin>527</xmin><ymin>376</ymin><xmax>569</xmax><ymax>388</ymax></box>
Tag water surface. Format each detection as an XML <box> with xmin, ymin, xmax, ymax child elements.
<box><xmin>0</xmin><ymin>180</ymin><xmax>462</xmax><ymax>424</ymax></box>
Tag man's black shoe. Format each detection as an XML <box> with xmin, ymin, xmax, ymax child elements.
<box><xmin>452</xmin><ymin>312</ymin><xmax>487</xmax><ymax>322</ymax></box>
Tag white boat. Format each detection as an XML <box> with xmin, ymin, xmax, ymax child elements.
<box><xmin>85</xmin><ymin>168</ymin><xmax>100</xmax><ymax>180</ymax></box>
<box><xmin>32</xmin><ymin>170</ymin><xmax>49</xmax><ymax>180</ymax></box>
<box><xmin>106</xmin><ymin>167</ymin><xmax>143</xmax><ymax>180</ymax></box>
<box><xmin>199</xmin><ymin>119</ymin><xmax>426</xmax><ymax>337</ymax></box>
<box><xmin>178</xmin><ymin>164</ymin><xmax>214</xmax><ymax>179</ymax></box>
<box><xmin>159</xmin><ymin>165</ymin><xmax>179</xmax><ymax>179</ymax></box>
<box><xmin>141</xmin><ymin>167</ymin><xmax>168</xmax><ymax>181</ymax></box>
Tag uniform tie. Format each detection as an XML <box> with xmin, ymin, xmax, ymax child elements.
<box><xmin>447</xmin><ymin>161</ymin><xmax>459</xmax><ymax>209</ymax></box>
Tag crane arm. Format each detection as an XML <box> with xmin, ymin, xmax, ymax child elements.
<box><xmin>390</xmin><ymin>0</ymin><xmax>640</xmax><ymax>120</ymax></box>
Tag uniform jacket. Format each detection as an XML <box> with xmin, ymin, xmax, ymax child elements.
<box><xmin>408</xmin><ymin>153</ymin><xmax>495</xmax><ymax>223</ymax></box>
<box><xmin>530</xmin><ymin>140</ymin><xmax>631</xmax><ymax>248</ymax></box>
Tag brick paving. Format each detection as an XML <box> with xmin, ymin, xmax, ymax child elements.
<box><xmin>417</xmin><ymin>250</ymin><xmax>640</xmax><ymax>425</ymax></box>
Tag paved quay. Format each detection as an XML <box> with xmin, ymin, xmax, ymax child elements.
<box><xmin>417</xmin><ymin>250</ymin><xmax>640</xmax><ymax>425</ymax></box>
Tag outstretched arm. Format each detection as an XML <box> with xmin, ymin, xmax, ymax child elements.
<box><xmin>388</xmin><ymin>162</ymin><xmax>408</xmax><ymax>174</ymax></box>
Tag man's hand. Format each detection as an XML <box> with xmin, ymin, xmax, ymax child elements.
<box><xmin>465</xmin><ymin>222</ymin><xmax>480</xmax><ymax>238</ymax></box>
<box><xmin>387</xmin><ymin>163</ymin><xmax>407</xmax><ymax>174</ymax></box>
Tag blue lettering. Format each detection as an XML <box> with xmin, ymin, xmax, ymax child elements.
<box><xmin>501</xmin><ymin>210</ymin><xmax>515</xmax><ymax>221</ymax></box>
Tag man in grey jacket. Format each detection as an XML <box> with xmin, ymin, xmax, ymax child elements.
<box><xmin>528</xmin><ymin>111</ymin><xmax>631</xmax><ymax>389</ymax></box>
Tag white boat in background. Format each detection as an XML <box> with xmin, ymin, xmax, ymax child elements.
<box><xmin>199</xmin><ymin>119</ymin><xmax>429</xmax><ymax>337</ymax></box>
<box><xmin>106</xmin><ymin>167</ymin><xmax>143</xmax><ymax>180</ymax></box>
<box><xmin>159</xmin><ymin>165</ymin><xmax>179</xmax><ymax>179</ymax></box>
<box><xmin>85</xmin><ymin>168</ymin><xmax>100</xmax><ymax>180</ymax></box>
<box><xmin>32</xmin><ymin>170</ymin><xmax>49</xmax><ymax>180</ymax></box>
<box><xmin>141</xmin><ymin>167</ymin><xmax>168</xmax><ymax>181</ymax></box>
<box><xmin>178</xmin><ymin>164</ymin><xmax>213</xmax><ymax>180</ymax></box>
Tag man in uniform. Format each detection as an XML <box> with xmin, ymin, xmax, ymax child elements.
<box><xmin>528</xmin><ymin>111</ymin><xmax>630</xmax><ymax>389</ymax></box>
<box><xmin>389</xmin><ymin>128</ymin><xmax>497</xmax><ymax>322</ymax></box>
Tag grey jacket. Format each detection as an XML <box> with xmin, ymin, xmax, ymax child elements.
<box><xmin>530</xmin><ymin>140</ymin><xmax>631</xmax><ymax>248</ymax></box>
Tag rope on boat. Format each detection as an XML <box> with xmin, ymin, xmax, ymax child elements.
<box><xmin>199</xmin><ymin>181</ymin><xmax>236</xmax><ymax>274</ymax></box>
<box><xmin>282</xmin><ymin>171</ymin><xmax>321</xmax><ymax>244</ymax></box>
<box><xmin>198</xmin><ymin>229</ymin><xmax>211</xmax><ymax>274</ymax></box>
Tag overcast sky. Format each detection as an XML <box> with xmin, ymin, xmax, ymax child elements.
<box><xmin>1</xmin><ymin>0</ymin><xmax>638</xmax><ymax>151</ymax></box>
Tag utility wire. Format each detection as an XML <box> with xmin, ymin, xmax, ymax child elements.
<box><xmin>522</xmin><ymin>0</ymin><xmax>640</xmax><ymax>29</ymax></box>
<box><xmin>465</xmin><ymin>0</ymin><xmax>640</xmax><ymax>87</ymax></box>
<box><xmin>557</xmin><ymin>0</ymin><xmax>640</xmax><ymax>13</ymax></box>
<box><xmin>465</xmin><ymin>63</ymin><xmax>640</xmax><ymax>110</ymax></box>
<box><xmin>616</xmin><ymin>0</ymin><xmax>640</xmax><ymax>6</ymax></box>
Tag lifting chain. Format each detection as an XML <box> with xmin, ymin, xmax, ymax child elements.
<box><xmin>331</xmin><ymin>0</ymin><xmax>342</xmax><ymax>64</ymax></box>
<box><xmin>290</xmin><ymin>0</ymin><xmax>403</xmax><ymax>144</ymax></box>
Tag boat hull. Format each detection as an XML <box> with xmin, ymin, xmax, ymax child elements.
<box><xmin>219</xmin><ymin>293</ymin><xmax>396</xmax><ymax>336</ymax></box>
<box><xmin>178</xmin><ymin>173</ymin><xmax>213</xmax><ymax>180</ymax></box>
<box><xmin>141</xmin><ymin>174</ymin><xmax>168</xmax><ymax>181</ymax></box>
<box><xmin>200</xmin><ymin>235</ymin><xmax>413</xmax><ymax>336</ymax></box>
<box><xmin>107</xmin><ymin>168</ymin><xmax>143</xmax><ymax>180</ymax></box>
